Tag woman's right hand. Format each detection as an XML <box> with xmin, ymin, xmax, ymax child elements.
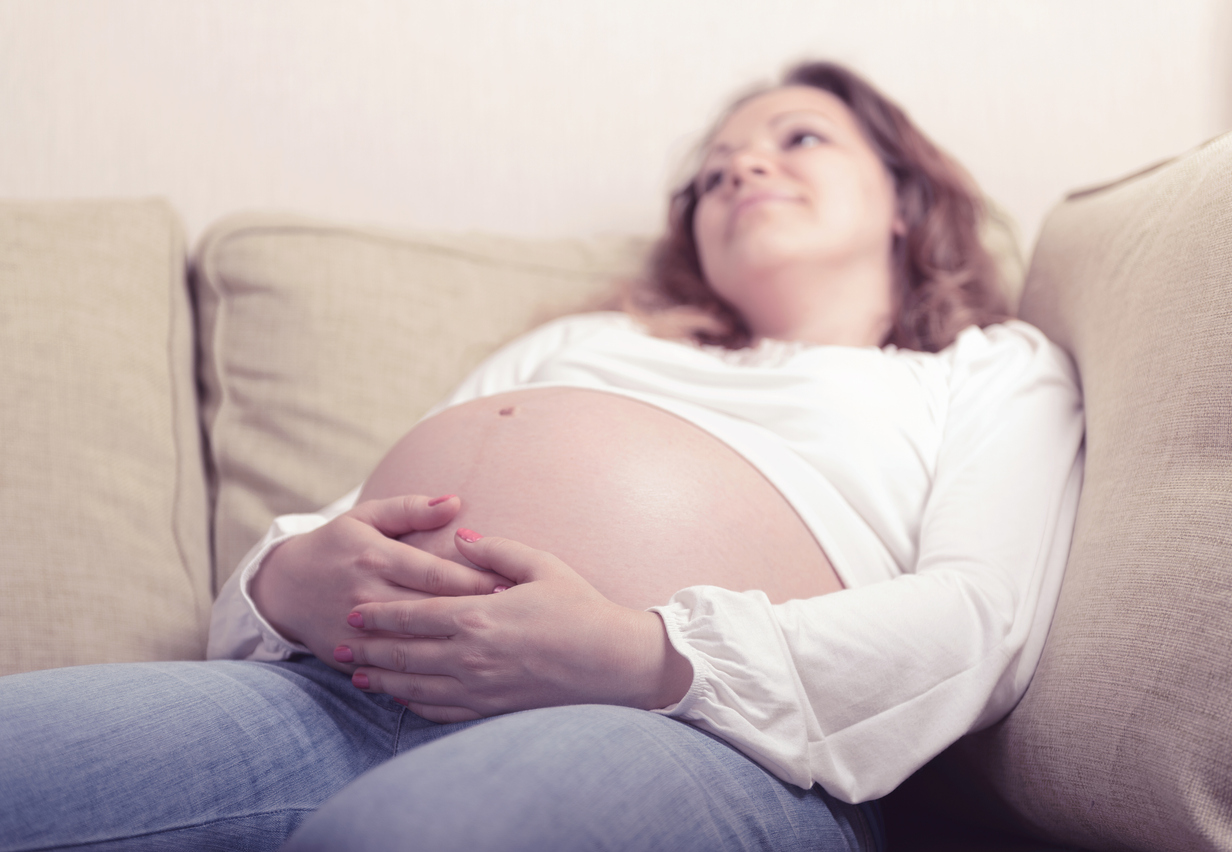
<box><xmin>249</xmin><ymin>494</ymin><xmax>510</xmax><ymax>672</ymax></box>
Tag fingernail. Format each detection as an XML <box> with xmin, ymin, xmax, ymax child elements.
<box><xmin>457</xmin><ymin>528</ymin><xmax>483</xmax><ymax>543</ymax></box>
<box><xmin>428</xmin><ymin>494</ymin><xmax>456</xmax><ymax>507</ymax></box>
<box><xmin>493</xmin><ymin>585</ymin><xmax>510</xmax><ymax>593</ymax></box>
<box><xmin>333</xmin><ymin>645</ymin><xmax>354</xmax><ymax>663</ymax></box>
<box><xmin>347</xmin><ymin>612</ymin><xmax>365</xmax><ymax>629</ymax></box>
<box><xmin>393</xmin><ymin>698</ymin><xmax>409</xmax><ymax>707</ymax></box>
<box><xmin>352</xmin><ymin>672</ymin><xmax>370</xmax><ymax>689</ymax></box>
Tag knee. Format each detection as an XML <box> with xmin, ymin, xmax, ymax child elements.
<box><xmin>282</xmin><ymin>705</ymin><xmax>707</xmax><ymax>852</ymax></box>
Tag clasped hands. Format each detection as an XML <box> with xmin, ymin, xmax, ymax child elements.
<box><xmin>250</xmin><ymin>494</ymin><xmax>692</xmax><ymax>723</ymax></box>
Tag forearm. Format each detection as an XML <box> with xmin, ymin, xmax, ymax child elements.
<box><xmin>650</xmin><ymin>575</ymin><xmax>1023</xmax><ymax>799</ymax></box>
<box><xmin>649</xmin><ymin>438</ymin><xmax>1083</xmax><ymax>800</ymax></box>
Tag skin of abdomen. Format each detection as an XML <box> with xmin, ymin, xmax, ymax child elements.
<box><xmin>359</xmin><ymin>387</ymin><xmax>843</xmax><ymax>611</ymax></box>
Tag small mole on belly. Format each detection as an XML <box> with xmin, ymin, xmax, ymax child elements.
<box><xmin>498</xmin><ymin>406</ymin><xmax>517</xmax><ymax>417</ymax></box>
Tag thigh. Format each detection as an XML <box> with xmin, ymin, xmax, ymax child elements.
<box><xmin>0</xmin><ymin>657</ymin><xmax>405</xmax><ymax>851</ymax></box>
<box><xmin>282</xmin><ymin>704</ymin><xmax>879</xmax><ymax>852</ymax></box>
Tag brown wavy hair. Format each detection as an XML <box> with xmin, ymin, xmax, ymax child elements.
<box><xmin>631</xmin><ymin>61</ymin><xmax>1009</xmax><ymax>352</ymax></box>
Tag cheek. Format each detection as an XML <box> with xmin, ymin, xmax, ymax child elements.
<box><xmin>831</xmin><ymin>175</ymin><xmax>897</xmax><ymax>248</ymax></box>
<box><xmin>692</xmin><ymin>204</ymin><xmax>724</xmax><ymax>273</ymax></box>
<box><xmin>693</xmin><ymin>199</ymin><xmax>717</xmax><ymax>240</ymax></box>
<box><xmin>824</xmin><ymin>155</ymin><xmax>896</xmax><ymax>229</ymax></box>
<box><xmin>867</xmin><ymin>168</ymin><xmax>901</xmax><ymax>232</ymax></box>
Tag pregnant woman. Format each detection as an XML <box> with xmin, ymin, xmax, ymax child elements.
<box><xmin>0</xmin><ymin>61</ymin><xmax>1083</xmax><ymax>852</ymax></box>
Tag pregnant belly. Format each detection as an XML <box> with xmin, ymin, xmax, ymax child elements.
<box><xmin>358</xmin><ymin>387</ymin><xmax>842</xmax><ymax>610</ymax></box>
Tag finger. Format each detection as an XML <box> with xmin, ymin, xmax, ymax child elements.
<box><xmin>405</xmin><ymin>702</ymin><xmax>482</xmax><ymax>724</ymax></box>
<box><xmin>350</xmin><ymin>598</ymin><xmax>470</xmax><ymax>638</ymax></box>
<box><xmin>340</xmin><ymin>634</ymin><xmax>458</xmax><ymax>676</ymax></box>
<box><xmin>350</xmin><ymin>494</ymin><xmax>460</xmax><ymax>538</ymax></box>
<box><xmin>353</xmin><ymin>666</ymin><xmax>466</xmax><ymax>708</ymax></box>
<box><xmin>378</xmin><ymin>543</ymin><xmax>508</xmax><ymax>597</ymax></box>
<box><xmin>452</xmin><ymin>529</ymin><xmax>566</xmax><ymax>585</ymax></box>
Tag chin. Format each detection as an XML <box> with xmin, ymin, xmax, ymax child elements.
<box><xmin>731</xmin><ymin>215</ymin><xmax>836</xmax><ymax>260</ymax></box>
<box><xmin>708</xmin><ymin>245</ymin><xmax>812</xmax><ymax>295</ymax></box>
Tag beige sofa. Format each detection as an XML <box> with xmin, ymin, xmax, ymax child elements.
<box><xmin>2</xmin><ymin>132</ymin><xmax>1229</xmax><ymax>852</ymax></box>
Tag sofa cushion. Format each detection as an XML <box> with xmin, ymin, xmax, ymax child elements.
<box><xmin>0</xmin><ymin>198</ymin><xmax>212</xmax><ymax>674</ymax></box>
<box><xmin>192</xmin><ymin>212</ymin><xmax>648</xmax><ymax>589</ymax></box>
<box><xmin>951</xmin><ymin>132</ymin><xmax>1232</xmax><ymax>851</ymax></box>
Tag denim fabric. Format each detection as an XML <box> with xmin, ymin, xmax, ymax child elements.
<box><xmin>0</xmin><ymin>658</ymin><xmax>881</xmax><ymax>852</ymax></box>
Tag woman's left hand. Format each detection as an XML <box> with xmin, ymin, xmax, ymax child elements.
<box><xmin>337</xmin><ymin>529</ymin><xmax>694</xmax><ymax>722</ymax></box>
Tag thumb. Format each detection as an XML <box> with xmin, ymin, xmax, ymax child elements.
<box><xmin>350</xmin><ymin>494</ymin><xmax>461</xmax><ymax>538</ymax></box>
<box><xmin>453</xmin><ymin>529</ymin><xmax>562</xmax><ymax>585</ymax></box>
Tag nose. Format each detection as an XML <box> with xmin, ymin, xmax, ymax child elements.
<box><xmin>726</xmin><ymin>146</ymin><xmax>774</xmax><ymax>189</ymax></box>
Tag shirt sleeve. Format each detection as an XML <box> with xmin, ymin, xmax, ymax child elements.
<box><xmin>206</xmin><ymin>312</ymin><xmax>625</xmax><ymax>661</ymax></box>
<box><xmin>648</xmin><ymin>321</ymin><xmax>1085</xmax><ymax>802</ymax></box>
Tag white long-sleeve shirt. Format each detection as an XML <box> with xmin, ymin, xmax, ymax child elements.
<box><xmin>209</xmin><ymin>311</ymin><xmax>1084</xmax><ymax>803</ymax></box>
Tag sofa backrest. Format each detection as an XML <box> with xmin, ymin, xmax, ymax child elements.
<box><xmin>192</xmin><ymin>212</ymin><xmax>647</xmax><ymax>589</ymax></box>
<box><xmin>952</xmin><ymin>132</ymin><xmax>1232</xmax><ymax>852</ymax></box>
<box><xmin>0</xmin><ymin>199</ymin><xmax>213</xmax><ymax>674</ymax></box>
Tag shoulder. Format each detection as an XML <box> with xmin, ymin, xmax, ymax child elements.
<box><xmin>932</xmin><ymin>321</ymin><xmax>1083</xmax><ymax>438</ymax></box>
<box><xmin>951</xmin><ymin>319</ymin><xmax>1063</xmax><ymax>359</ymax></box>
<box><xmin>488</xmin><ymin>311</ymin><xmax>641</xmax><ymax>361</ymax></box>
<box><xmin>946</xmin><ymin>321</ymin><xmax>1079</xmax><ymax>390</ymax></box>
<box><xmin>521</xmin><ymin>310</ymin><xmax>643</xmax><ymax>345</ymax></box>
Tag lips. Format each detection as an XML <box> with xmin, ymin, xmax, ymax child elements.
<box><xmin>725</xmin><ymin>190</ymin><xmax>803</xmax><ymax>237</ymax></box>
<box><xmin>733</xmin><ymin>191</ymin><xmax>798</xmax><ymax>217</ymax></box>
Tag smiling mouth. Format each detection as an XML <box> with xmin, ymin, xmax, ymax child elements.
<box><xmin>733</xmin><ymin>193</ymin><xmax>798</xmax><ymax>217</ymax></box>
<box><xmin>727</xmin><ymin>194</ymin><xmax>801</xmax><ymax>236</ymax></box>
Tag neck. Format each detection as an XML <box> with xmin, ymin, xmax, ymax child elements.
<box><xmin>741</xmin><ymin>255</ymin><xmax>896</xmax><ymax>347</ymax></box>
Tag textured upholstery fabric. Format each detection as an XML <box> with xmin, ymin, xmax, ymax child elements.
<box><xmin>192</xmin><ymin>213</ymin><xmax>648</xmax><ymax>590</ymax></box>
<box><xmin>0</xmin><ymin>199</ymin><xmax>212</xmax><ymax>674</ymax></box>
<box><xmin>951</xmin><ymin>132</ymin><xmax>1232</xmax><ymax>851</ymax></box>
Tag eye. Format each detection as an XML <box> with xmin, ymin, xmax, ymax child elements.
<box><xmin>699</xmin><ymin>168</ymin><xmax>725</xmax><ymax>194</ymax></box>
<box><xmin>786</xmin><ymin>130</ymin><xmax>825</xmax><ymax>149</ymax></box>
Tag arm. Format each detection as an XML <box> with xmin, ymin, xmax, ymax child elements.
<box><xmin>646</xmin><ymin>322</ymin><xmax>1085</xmax><ymax>800</ymax></box>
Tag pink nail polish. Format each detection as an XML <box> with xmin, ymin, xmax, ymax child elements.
<box><xmin>457</xmin><ymin>528</ymin><xmax>483</xmax><ymax>543</ymax></box>
<box><xmin>428</xmin><ymin>494</ymin><xmax>456</xmax><ymax>507</ymax></box>
<box><xmin>493</xmin><ymin>585</ymin><xmax>510</xmax><ymax>593</ymax></box>
<box><xmin>352</xmin><ymin>672</ymin><xmax>370</xmax><ymax>689</ymax></box>
<box><xmin>393</xmin><ymin>698</ymin><xmax>409</xmax><ymax>707</ymax></box>
<box><xmin>333</xmin><ymin>646</ymin><xmax>354</xmax><ymax>663</ymax></box>
<box><xmin>347</xmin><ymin>612</ymin><xmax>364</xmax><ymax>629</ymax></box>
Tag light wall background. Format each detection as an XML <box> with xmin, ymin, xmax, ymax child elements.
<box><xmin>1</xmin><ymin>0</ymin><xmax>1229</xmax><ymax>256</ymax></box>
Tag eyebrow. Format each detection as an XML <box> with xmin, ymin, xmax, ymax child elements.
<box><xmin>703</xmin><ymin>109</ymin><xmax>842</xmax><ymax>159</ymax></box>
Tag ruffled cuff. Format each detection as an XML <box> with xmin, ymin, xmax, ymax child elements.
<box><xmin>646</xmin><ymin>600</ymin><xmax>713</xmax><ymax>718</ymax></box>
<box><xmin>646</xmin><ymin>588</ymin><xmax>818</xmax><ymax>790</ymax></box>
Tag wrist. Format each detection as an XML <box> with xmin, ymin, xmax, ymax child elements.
<box><xmin>248</xmin><ymin>537</ymin><xmax>305</xmax><ymax>645</ymax></box>
<box><xmin>623</xmin><ymin>610</ymin><xmax>693</xmax><ymax>711</ymax></box>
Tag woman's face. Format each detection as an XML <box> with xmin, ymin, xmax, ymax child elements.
<box><xmin>693</xmin><ymin>86</ymin><xmax>903</xmax><ymax>344</ymax></box>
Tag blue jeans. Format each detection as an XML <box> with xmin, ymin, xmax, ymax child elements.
<box><xmin>0</xmin><ymin>657</ymin><xmax>883</xmax><ymax>851</ymax></box>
